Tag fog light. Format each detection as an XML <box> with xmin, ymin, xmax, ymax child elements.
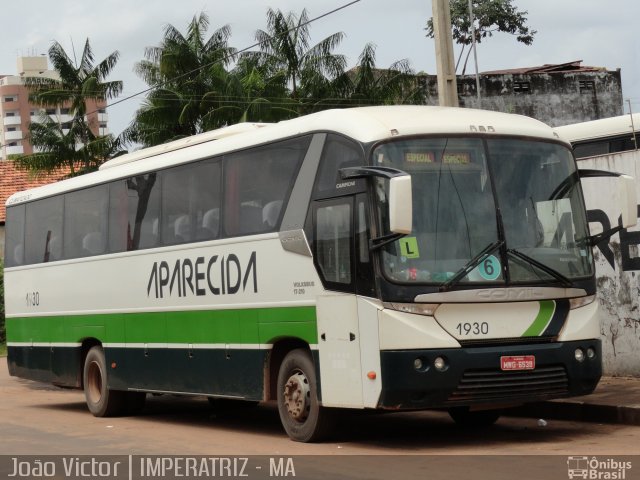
<box><xmin>574</xmin><ymin>348</ymin><xmax>585</xmax><ymax>362</ymax></box>
<box><xmin>587</xmin><ymin>347</ymin><xmax>596</xmax><ymax>359</ymax></box>
<box><xmin>434</xmin><ymin>356</ymin><xmax>447</xmax><ymax>372</ymax></box>
<box><xmin>414</xmin><ymin>358</ymin><xmax>424</xmax><ymax>371</ymax></box>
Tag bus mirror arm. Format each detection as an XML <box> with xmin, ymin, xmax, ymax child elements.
<box><xmin>369</xmin><ymin>232</ymin><xmax>407</xmax><ymax>252</ymax></box>
<box><xmin>580</xmin><ymin>226</ymin><xmax>623</xmax><ymax>248</ymax></box>
<box><xmin>340</xmin><ymin>166</ymin><xmax>409</xmax><ymax>180</ymax></box>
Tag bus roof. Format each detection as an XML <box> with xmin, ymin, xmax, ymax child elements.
<box><xmin>7</xmin><ymin>106</ymin><xmax>565</xmax><ymax>206</ymax></box>
<box><xmin>555</xmin><ymin>113</ymin><xmax>640</xmax><ymax>143</ymax></box>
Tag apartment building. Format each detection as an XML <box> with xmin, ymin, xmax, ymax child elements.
<box><xmin>0</xmin><ymin>56</ymin><xmax>108</xmax><ymax>160</ymax></box>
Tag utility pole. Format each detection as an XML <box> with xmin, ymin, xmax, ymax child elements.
<box><xmin>432</xmin><ymin>0</ymin><xmax>459</xmax><ymax>107</ymax></box>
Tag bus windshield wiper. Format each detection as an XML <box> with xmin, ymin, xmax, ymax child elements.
<box><xmin>440</xmin><ymin>240</ymin><xmax>504</xmax><ymax>291</ymax></box>
<box><xmin>507</xmin><ymin>248</ymin><xmax>572</xmax><ymax>287</ymax></box>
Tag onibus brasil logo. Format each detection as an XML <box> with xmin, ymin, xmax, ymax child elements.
<box><xmin>567</xmin><ymin>456</ymin><xmax>632</xmax><ymax>479</ymax></box>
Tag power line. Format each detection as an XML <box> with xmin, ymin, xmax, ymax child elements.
<box><xmin>96</xmin><ymin>0</ymin><xmax>361</xmax><ymax>116</ymax></box>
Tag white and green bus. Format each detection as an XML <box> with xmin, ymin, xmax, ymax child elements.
<box><xmin>5</xmin><ymin>106</ymin><xmax>636</xmax><ymax>442</ymax></box>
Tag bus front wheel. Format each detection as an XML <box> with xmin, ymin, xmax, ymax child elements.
<box><xmin>276</xmin><ymin>349</ymin><xmax>333</xmax><ymax>442</ymax></box>
<box><xmin>83</xmin><ymin>346</ymin><xmax>127</xmax><ymax>417</ymax></box>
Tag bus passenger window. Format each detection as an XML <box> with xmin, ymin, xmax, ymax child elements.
<box><xmin>25</xmin><ymin>196</ymin><xmax>63</xmax><ymax>264</ymax></box>
<box><xmin>224</xmin><ymin>136</ymin><xmax>309</xmax><ymax>237</ymax></box>
<box><xmin>63</xmin><ymin>184</ymin><xmax>108</xmax><ymax>259</ymax></box>
<box><xmin>5</xmin><ymin>204</ymin><xmax>25</xmax><ymax>267</ymax></box>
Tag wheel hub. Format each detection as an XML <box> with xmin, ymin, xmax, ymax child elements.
<box><xmin>283</xmin><ymin>371</ymin><xmax>310</xmax><ymax>422</ymax></box>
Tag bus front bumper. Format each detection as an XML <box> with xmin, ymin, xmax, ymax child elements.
<box><xmin>378</xmin><ymin>339</ymin><xmax>601</xmax><ymax>410</ymax></box>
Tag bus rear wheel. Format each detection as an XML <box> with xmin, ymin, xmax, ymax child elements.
<box><xmin>83</xmin><ymin>346</ymin><xmax>127</xmax><ymax>417</ymax></box>
<box><xmin>276</xmin><ymin>349</ymin><xmax>333</xmax><ymax>442</ymax></box>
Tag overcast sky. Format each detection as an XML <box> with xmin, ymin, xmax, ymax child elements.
<box><xmin>1</xmin><ymin>0</ymin><xmax>639</xmax><ymax>138</ymax></box>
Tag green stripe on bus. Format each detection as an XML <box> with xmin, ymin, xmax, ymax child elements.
<box><xmin>522</xmin><ymin>300</ymin><xmax>555</xmax><ymax>337</ymax></box>
<box><xmin>7</xmin><ymin>306</ymin><xmax>318</xmax><ymax>345</ymax></box>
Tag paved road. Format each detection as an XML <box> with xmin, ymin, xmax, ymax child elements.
<box><xmin>1</xmin><ymin>357</ymin><xmax>638</xmax><ymax>479</ymax></box>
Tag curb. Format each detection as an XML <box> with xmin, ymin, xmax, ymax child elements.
<box><xmin>506</xmin><ymin>401</ymin><xmax>640</xmax><ymax>426</ymax></box>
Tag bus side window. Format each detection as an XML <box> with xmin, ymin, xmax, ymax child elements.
<box><xmin>313</xmin><ymin>134</ymin><xmax>365</xmax><ymax>197</ymax></box>
<box><xmin>118</xmin><ymin>173</ymin><xmax>160</xmax><ymax>251</ymax></box>
<box><xmin>224</xmin><ymin>136</ymin><xmax>310</xmax><ymax>237</ymax></box>
<box><xmin>63</xmin><ymin>184</ymin><xmax>108</xmax><ymax>259</ymax></box>
<box><xmin>25</xmin><ymin>196</ymin><xmax>63</xmax><ymax>264</ymax></box>
<box><xmin>5</xmin><ymin>204</ymin><xmax>25</xmax><ymax>267</ymax></box>
<box><xmin>314</xmin><ymin>199</ymin><xmax>354</xmax><ymax>291</ymax></box>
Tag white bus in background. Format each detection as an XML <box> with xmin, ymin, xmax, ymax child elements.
<box><xmin>5</xmin><ymin>106</ymin><xmax>635</xmax><ymax>442</ymax></box>
<box><xmin>556</xmin><ymin>113</ymin><xmax>640</xmax><ymax>159</ymax></box>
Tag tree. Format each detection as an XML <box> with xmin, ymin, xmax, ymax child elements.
<box><xmin>336</xmin><ymin>43</ymin><xmax>426</xmax><ymax>107</ymax></box>
<box><xmin>425</xmin><ymin>0</ymin><xmax>536</xmax><ymax>74</ymax></box>
<box><xmin>127</xmin><ymin>13</ymin><xmax>238</xmax><ymax>146</ymax></box>
<box><xmin>245</xmin><ymin>8</ymin><xmax>346</xmax><ymax>111</ymax></box>
<box><xmin>26</xmin><ymin>40</ymin><xmax>122</xmax><ymax>119</ymax></box>
<box><xmin>16</xmin><ymin>39</ymin><xmax>123</xmax><ymax>176</ymax></box>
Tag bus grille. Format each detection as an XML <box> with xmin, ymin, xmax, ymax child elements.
<box><xmin>447</xmin><ymin>365</ymin><xmax>569</xmax><ymax>404</ymax></box>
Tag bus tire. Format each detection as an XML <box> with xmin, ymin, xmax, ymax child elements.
<box><xmin>448</xmin><ymin>407</ymin><xmax>500</xmax><ymax>427</ymax></box>
<box><xmin>83</xmin><ymin>346</ymin><xmax>126</xmax><ymax>417</ymax></box>
<box><xmin>277</xmin><ymin>348</ymin><xmax>333</xmax><ymax>442</ymax></box>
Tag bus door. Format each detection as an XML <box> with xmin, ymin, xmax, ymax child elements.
<box><xmin>313</xmin><ymin>194</ymin><xmax>379</xmax><ymax>408</ymax></box>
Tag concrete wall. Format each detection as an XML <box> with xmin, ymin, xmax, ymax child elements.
<box><xmin>422</xmin><ymin>70</ymin><xmax>623</xmax><ymax>127</ymax></box>
<box><xmin>579</xmin><ymin>150</ymin><xmax>640</xmax><ymax>376</ymax></box>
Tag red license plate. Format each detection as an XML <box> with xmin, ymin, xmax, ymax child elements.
<box><xmin>500</xmin><ymin>355</ymin><xmax>535</xmax><ymax>371</ymax></box>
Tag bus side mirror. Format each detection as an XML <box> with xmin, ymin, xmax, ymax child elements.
<box><xmin>389</xmin><ymin>175</ymin><xmax>412</xmax><ymax>234</ymax></box>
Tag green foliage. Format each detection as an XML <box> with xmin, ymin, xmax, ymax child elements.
<box><xmin>425</xmin><ymin>0</ymin><xmax>536</xmax><ymax>73</ymax></box>
<box><xmin>125</xmin><ymin>12</ymin><xmax>239</xmax><ymax>147</ymax></box>
<box><xmin>129</xmin><ymin>9</ymin><xmax>428</xmax><ymax>147</ymax></box>
<box><xmin>16</xmin><ymin>39</ymin><xmax>124</xmax><ymax>177</ymax></box>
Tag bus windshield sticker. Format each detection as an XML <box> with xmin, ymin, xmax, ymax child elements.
<box><xmin>477</xmin><ymin>255</ymin><xmax>501</xmax><ymax>281</ymax></box>
<box><xmin>399</xmin><ymin>237</ymin><xmax>420</xmax><ymax>259</ymax></box>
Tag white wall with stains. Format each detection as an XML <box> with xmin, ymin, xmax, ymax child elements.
<box><xmin>579</xmin><ymin>150</ymin><xmax>640</xmax><ymax>376</ymax></box>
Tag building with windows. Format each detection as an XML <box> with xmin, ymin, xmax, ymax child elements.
<box><xmin>424</xmin><ymin>61</ymin><xmax>623</xmax><ymax>127</ymax></box>
<box><xmin>0</xmin><ymin>56</ymin><xmax>108</xmax><ymax>160</ymax></box>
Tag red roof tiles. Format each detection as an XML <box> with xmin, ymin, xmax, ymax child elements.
<box><xmin>0</xmin><ymin>162</ymin><xmax>69</xmax><ymax>222</ymax></box>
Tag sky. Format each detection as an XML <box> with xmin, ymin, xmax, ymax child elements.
<box><xmin>1</xmin><ymin>0</ymin><xmax>639</xmax><ymax>139</ymax></box>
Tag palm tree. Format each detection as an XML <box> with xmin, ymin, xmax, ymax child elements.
<box><xmin>345</xmin><ymin>43</ymin><xmax>426</xmax><ymax>106</ymax></box>
<box><xmin>226</xmin><ymin>53</ymin><xmax>297</xmax><ymax>123</ymax></box>
<box><xmin>127</xmin><ymin>12</ymin><xmax>237</xmax><ymax>146</ymax></box>
<box><xmin>245</xmin><ymin>8</ymin><xmax>346</xmax><ymax>111</ymax></box>
<box><xmin>26</xmin><ymin>39</ymin><xmax>122</xmax><ymax>119</ymax></box>
<box><xmin>15</xmin><ymin>39</ymin><xmax>123</xmax><ymax>176</ymax></box>
<box><xmin>14</xmin><ymin>113</ymin><xmax>125</xmax><ymax>177</ymax></box>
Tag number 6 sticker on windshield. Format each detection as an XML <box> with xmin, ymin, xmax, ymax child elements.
<box><xmin>478</xmin><ymin>255</ymin><xmax>501</xmax><ymax>281</ymax></box>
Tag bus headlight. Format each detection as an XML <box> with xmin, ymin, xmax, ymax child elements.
<box><xmin>569</xmin><ymin>295</ymin><xmax>596</xmax><ymax>309</ymax></box>
<box><xmin>434</xmin><ymin>356</ymin><xmax>448</xmax><ymax>372</ymax></box>
<box><xmin>574</xmin><ymin>348</ymin><xmax>585</xmax><ymax>362</ymax></box>
<box><xmin>384</xmin><ymin>302</ymin><xmax>440</xmax><ymax>316</ymax></box>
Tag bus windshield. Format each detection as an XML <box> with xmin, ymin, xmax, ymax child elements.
<box><xmin>374</xmin><ymin>137</ymin><xmax>593</xmax><ymax>286</ymax></box>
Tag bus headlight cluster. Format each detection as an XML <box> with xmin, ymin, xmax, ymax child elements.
<box><xmin>412</xmin><ymin>356</ymin><xmax>448</xmax><ymax>372</ymax></box>
<box><xmin>575</xmin><ymin>346</ymin><xmax>598</xmax><ymax>363</ymax></box>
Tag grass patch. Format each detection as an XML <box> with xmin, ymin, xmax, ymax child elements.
<box><xmin>0</xmin><ymin>343</ymin><xmax>6</xmax><ymax>357</ymax></box>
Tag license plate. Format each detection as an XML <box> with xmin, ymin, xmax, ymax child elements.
<box><xmin>500</xmin><ymin>355</ymin><xmax>535</xmax><ymax>371</ymax></box>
